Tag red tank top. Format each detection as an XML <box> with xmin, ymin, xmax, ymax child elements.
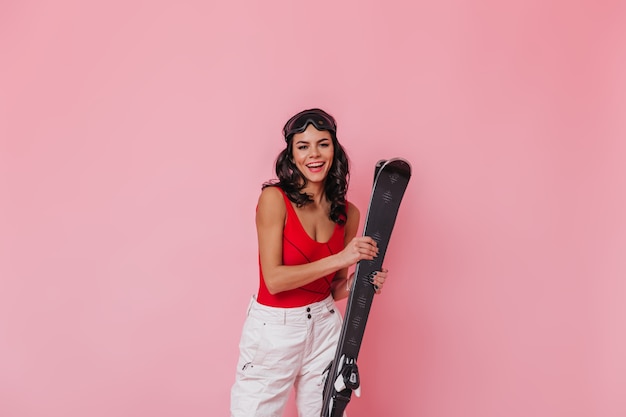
<box><xmin>256</xmin><ymin>188</ymin><xmax>346</xmax><ymax>307</ymax></box>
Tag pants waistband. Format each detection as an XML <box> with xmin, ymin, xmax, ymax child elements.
<box><xmin>248</xmin><ymin>295</ymin><xmax>336</xmax><ymax>324</ymax></box>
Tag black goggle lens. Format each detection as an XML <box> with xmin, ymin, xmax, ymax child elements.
<box><xmin>283</xmin><ymin>110</ymin><xmax>337</xmax><ymax>140</ymax></box>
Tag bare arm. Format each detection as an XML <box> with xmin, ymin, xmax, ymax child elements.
<box><xmin>257</xmin><ymin>187</ymin><xmax>378</xmax><ymax>295</ymax></box>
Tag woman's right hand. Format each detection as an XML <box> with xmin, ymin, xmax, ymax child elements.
<box><xmin>338</xmin><ymin>236</ymin><xmax>379</xmax><ymax>268</ymax></box>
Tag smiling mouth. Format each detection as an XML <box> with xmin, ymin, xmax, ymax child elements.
<box><xmin>306</xmin><ymin>162</ymin><xmax>324</xmax><ymax>169</ymax></box>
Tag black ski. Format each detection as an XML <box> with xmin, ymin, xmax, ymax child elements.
<box><xmin>321</xmin><ymin>158</ymin><xmax>411</xmax><ymax>417</ymax></box>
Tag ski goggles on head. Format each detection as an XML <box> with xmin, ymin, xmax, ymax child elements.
<box><xmin>283</xmin><ymin>109</ymin><xmax>337</xmax><ymax>141</ymax></box>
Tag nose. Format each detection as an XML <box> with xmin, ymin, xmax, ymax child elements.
<box><xmin>309</xmin><ymin>145</ymin><xmax>321</xmax><ymax>157</ymax></box>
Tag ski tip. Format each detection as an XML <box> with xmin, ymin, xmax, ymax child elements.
<box><xmin>373</xmin><ymin>160</ymin><xmax>387</xmax><ymax>183</ymax></box>
<box><xmin>377</xmin><ymin>158</ymin><xmax>412</xmax><ymax>177</ymax></box>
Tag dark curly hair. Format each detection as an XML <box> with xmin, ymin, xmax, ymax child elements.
<box><xmin>263</xmin><ymin>109</ymin><xmax>350</xmax><ymax>225</ymax></box>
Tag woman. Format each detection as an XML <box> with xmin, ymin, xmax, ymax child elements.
<box><xmin>230</xmin><ymin>108</ymin><xmax>389</xmax><ymax>417</ymax></box>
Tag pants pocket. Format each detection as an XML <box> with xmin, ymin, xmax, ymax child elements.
<box><xmin>236</xmin><ymin>315</ymin><xmax>264</xmax><ymax>372</ymax></box>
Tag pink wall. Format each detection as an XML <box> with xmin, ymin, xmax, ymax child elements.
<box><xmin>2</xmin><ymin>1</ymin><xmax>625</xmax><ymax>416</ymax></box>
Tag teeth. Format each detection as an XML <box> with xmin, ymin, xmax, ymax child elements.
<box><xmin>307</xmin><ymin>163</ymin><xmax>324</xmax><ymax>168</ymax></box>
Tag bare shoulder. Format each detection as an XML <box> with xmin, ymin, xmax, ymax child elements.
<box><xmin>258</xmin><ymin>186</ymin><xmax>284</xmax><ymax>205</ymax></box>
<box><xmin>346</xmin><ymin>201</ymin><xmax>360</xmax><ymax>224</ymax></box>
<box><xmin>257</xmin><ymin>186</ymin><xmax>286</xmax><ymax>222</ymax></box>
<box><xmin>344</xmin><ymin>201</ymin><xmax>360</xmax><ymax>235</ymax></box>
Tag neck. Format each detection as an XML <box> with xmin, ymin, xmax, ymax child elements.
<box><xmin>303</xmin><ymin>182</ymin><xmax>326</xmax><ymax>205</ymax></box>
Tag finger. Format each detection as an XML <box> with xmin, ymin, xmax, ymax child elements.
<box><xmin>359</xmin><ymin>245</ymin><xmax>376</xmax><ymax>258</ymax></box>
<box><xmin>369</xmin><ymin>273</ymin><xmax>379</xmax><ymax>286</ymax></box>
<box><xmin>360</xmin><ymin>236</ymin><xmax>378</xmax><ymax>249</ymax></box>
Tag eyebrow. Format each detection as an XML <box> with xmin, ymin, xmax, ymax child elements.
<box><xmin>294</xmin><ymin>138</ymin><xmax>331</xmax><ymax>145</ymax></box>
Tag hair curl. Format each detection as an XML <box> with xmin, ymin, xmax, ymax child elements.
<box><xmin>263</xmin><ymin>131</ymin><xmax>350</xmax><ymax>225</ymax></box>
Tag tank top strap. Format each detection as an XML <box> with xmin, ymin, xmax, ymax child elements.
<box><xmin>276</xmin><ymin>187</ymin><xmax>296</xmax><ymax>215</ymax></box>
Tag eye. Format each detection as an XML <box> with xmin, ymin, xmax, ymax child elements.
<box><xmin>320</xmin><ymin>143</ymin><xmax>330</xmax><ymax>148</ymax></box>
<box><xmin>297</xmin><ymin>145</ymin><xmax>308</xmax><ymax>150</ymax></box>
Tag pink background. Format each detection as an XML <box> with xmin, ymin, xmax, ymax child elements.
<box><xmin>2</xmin><ymin>1</ymin><xmax>625</xmax><ymax>416</ymax></box>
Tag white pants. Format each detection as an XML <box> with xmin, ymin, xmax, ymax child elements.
<box><xmin>231</xmin><ymin>295</ymin><xmax>342</xmax><ymax>417</ymax></box>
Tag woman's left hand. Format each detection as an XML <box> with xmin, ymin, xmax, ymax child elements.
<box><xmin>371</xmin><ymin>268</ymin><xmax>388</xmax><ymax>294</ymax></box>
